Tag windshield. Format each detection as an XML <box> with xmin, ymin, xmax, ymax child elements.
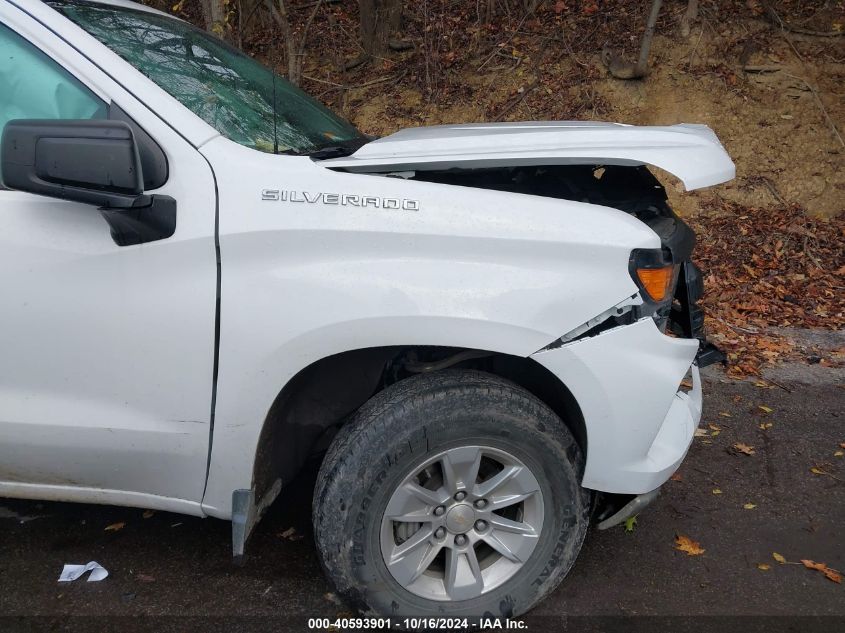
<box><xmin>47</xmin><ymin>0</ymin><xmax>364</xmax><ymax>154</ymax></box>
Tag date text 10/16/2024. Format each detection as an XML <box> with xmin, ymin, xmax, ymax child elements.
<box><xmin>307</xmin><ymin>617</ymin><xmax>528</xmax><ymax>630</ymax></box>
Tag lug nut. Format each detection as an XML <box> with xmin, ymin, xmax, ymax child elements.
<box><xmin>454</xmin><ymin>534</ymin><xmax>467</xmax><ymax>546</ymax></box>
<box><xmin>474</xmin><ymin>499</ymin><xmax>487</xmax><ymax>509</ymax></box>
<box><xmin>435</xmin><ymin>527</ymin><xmax>446</xmax><ymax>539</ymax></box>
<box><xmin>434</xmin><ymin>505</ymin><xmax>445</xmax><ymax>516</ymax></box>
<box><xmin>474</xmin><ymin>520</ymin><xmax>488</xmax><ymax>532</ymax></box>
<box><xmin>454</xmin><ymin>491</ymin><xmax>467</xmax><ymax>501</ymax></box>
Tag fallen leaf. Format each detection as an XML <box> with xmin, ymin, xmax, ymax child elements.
<box><xmin>743</xmin><ymin>503</ymin><xmax>757</xmax><ymax>510</ymax></box>
<box><xmin>801</xmin><ymin>560</ymin><xmax>843</xmax><ymax>584</ymax></box>
<box><xmin>675</xmin><ymin>534</ymin><xmax>705</xmax><ymax>556</ymax></box>
<box><xmin>279</xmin><ymin>527</ymin><xmax>304</xmax><ymax>541</ymax></box>
<box><xmin>835</xmin><ymin>451</ymin><xmax>844</xmax><ymax>458</ymax></box>
<box><xmin>694</xmin><ymin>428</ymin><xmax>708</xmax><ymax>437</ymax></box>
<box><xmin>712</xmin><ymin>488</ymin><xmax>723</xmax><ymax>495</ymax></box>
<box><xmin>670</xmin><ymin>473</ymin><xmax>683</xmax><ymax>482</ymax></box>
<box><xmin>708</xmin><ymin>423</ymin><xmax>722</xmax><ymax>431</ymax></box>
<box><xmin>754</xmin><ymin>382</ymin><xmax>774</xmax><ymax>389</ymax></box>
<box><xmin>759</xmin><ymin>405</ymin><xmax>774</xmax><ymax>414</ymax></box>
<box><xmin>840</xmin><ymin>443</ymin><xmax>845</xmax><ymax>449</ymax></box>
<box><xmin>733</xmin><ymin>442</ymin><xmax>754</xmax><ymax>455</ymax></box>
<box><xmin>757</xmin><ymin>563</ymin><xmax>771</xmax><ymax>571</ymax></box>
<box><xmin>810</xmin><ymin>466</ymin><xmax>828</xmax><ymax>476</ymax></box>
<box><xmin>773</xmin><ymin>552</ymin><xmax>787</xmax><ymax>564</ymax></box>
<box><xmin>759</xmin><ymin>422</ymin><xmax>773</xmax><ymax>430</ymax></box>
<box><xmin>711</xmin><ymin>430</ymin><xmax>721</xmax><ymax>437</ymax></box>
<box><xmin>104</xmin><ymin>522</ymin><xmax>125</xmax><ymax>532</ymax></box>
<box><xmin>733</xmin><ymin>442</ymin><xmax>756</xmax><ymax>456</ymax></box>
<box><xmin>719</xmin><ymin>412</ymin><xmax>732</xmax><ymax>418</ymax></box>
<box><xmin>142</xmin><ymin>510</ymin><xmax>155</xmax><ymax>519</ymax></box>
<box><xmin>623</xmin><ymin>515</ymin><xmax>637</xmax><ymax>532</ymax></box>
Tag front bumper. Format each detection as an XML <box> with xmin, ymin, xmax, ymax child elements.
<box><xmin>531</xmin><ymin>317</ymin><xmax>702</xmax><ymax>495</ymax></box>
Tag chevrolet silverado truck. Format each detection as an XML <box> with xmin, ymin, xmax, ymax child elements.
<box><xmin>0</xmin><ymin>0</ymin><xmax>734</xmax><ymax>621</ymax></box>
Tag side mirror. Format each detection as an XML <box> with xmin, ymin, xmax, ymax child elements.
<box><xmin>1</xmin><ymin>119</ymin><xmax>175</xmax><ymax>246</ymax></box>
<box><xmin>2</xmin><ymin>119</ymin><xmax>145</xmax><ymax>206</ymax></box>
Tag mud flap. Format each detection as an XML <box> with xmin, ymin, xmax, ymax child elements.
<box><xmin>231</xmin><ymin>479</ymin><xmax>283</xmax><ymax>564</ymax></box>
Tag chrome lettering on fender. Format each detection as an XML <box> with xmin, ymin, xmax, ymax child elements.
<box><xmin>261</xmin><ymin>189</ymin><xmax>420</xmax><ymax>211</ymax></box>
<box><xmin>261</xmin><ymin>189</ymin><xmax>419</xmax><ymax>211</ymax></box>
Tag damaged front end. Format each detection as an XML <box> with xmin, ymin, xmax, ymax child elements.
<box><xmin>322</xmin><ymin>122</ymin><xmax>731</xmax><ymax>365</ymax></box>
<box><xmin>410</xmin><ymin>162</ymin><xmax>722</xmax><ymax>367</ymax></box>
<box><xmin>320</xmin><ymin>121</ymin><xmax>734</xmax><ymax>514</ymax></box>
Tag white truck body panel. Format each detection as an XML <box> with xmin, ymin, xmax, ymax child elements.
<box><xmin>323</xmin><ymin>121</ymin><xmax>736</xmax><ymax>191</ymax></box>
<box><xmin>0</xmin><ymin>0</ymin><xmax>735</xmax><ymax>521</ymax></box>
<box><xmin>198</xmin><ymin>136</ymin><xmax>661</xmax><ymax>515</ymax></box>
<box><xmin>0</xmin><ymin>0</ymin><xmax>216</xmax><ymax>513</ymax></box>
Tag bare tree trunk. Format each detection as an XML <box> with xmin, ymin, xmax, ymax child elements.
<box><xmin>201</xmin><ymin>0</ymin><xmax>228</xmax><ymax>37</ymax></box>
<box><xmin>265</xmin><ymin>0</ymin><xmax>299</xmax><ymax>83</ymax></box>
<box><xmin>635</xmin><ymin>0</ymin><xmax>663</xmax><ymax>75</ymax></box>
<box><xmin>603</xmin><ymin>0</ymin><xmax>663</xmax><ymax>79</ymax></box>
<box><xmin>359</xmin><ymin>0</ymin><xmax>403</xmax><ymax>56</ymax></box>
<box><xmin>680</xmin><ymin>0</ymin><xmax>699</xmax><ymax>38</ymax></box>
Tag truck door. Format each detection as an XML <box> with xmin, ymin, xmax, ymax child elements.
<box><xmin>0</xmin><ymin>12</ymin><xmax>218</xmax><ymax>511</ymax></box>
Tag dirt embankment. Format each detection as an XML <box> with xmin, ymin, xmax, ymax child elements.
<box><xmin>336</xmin><ymin>11</ymin><xmax>844</xmax><ymax>219</ymax></box>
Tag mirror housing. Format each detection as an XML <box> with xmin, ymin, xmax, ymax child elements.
<box><xmin>1</xmin><ymin>119</ymin><xmax>148</xmax><ymax>207</ymax></box>
<box><xmin>1</xmin><ymin>119</ymin><xmax>176</xmax><ymax>246</ymax></box>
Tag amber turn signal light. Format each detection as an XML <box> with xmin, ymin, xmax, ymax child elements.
<box><xmin>636</xmin><ymin>265</ymin><xmax>674</xmax><ymax>302</ymax></box>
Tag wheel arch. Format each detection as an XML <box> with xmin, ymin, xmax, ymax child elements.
<box><xmin>250</xmin><ymin>345</ymin><xmax>587</xmax><ymax>509</ymax></box>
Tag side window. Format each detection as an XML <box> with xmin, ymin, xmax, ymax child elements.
<box><xmin>0</xmin><ymin>22</ymin><xmax>107</xmax><ymax>185</ymax></box>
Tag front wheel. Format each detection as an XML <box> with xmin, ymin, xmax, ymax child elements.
<box><xmin>313</xmin><ymin>370</ymin><xmax>590</xmax><ymax>621</ymax></box>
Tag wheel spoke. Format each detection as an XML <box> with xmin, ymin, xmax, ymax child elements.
<box><xmin>476</xmin><ymin>463</ymin><xmax>540</xmax><ymax>511</ymax></box>
<box><xmin>480</xmin><ymin>531</ymin><xmax>521</xmax><ymax>562</ymax></box>
<box><xmin>387</xmin><ymin>538</ymin><xmax>442</xmax><ymax>586</ymax></box>
<box><xmin>443</xmin><ymin>545</ymin><xmax>484</xmax><ymax>601</ymax></box>
<box><xmin>488</xmin><ymin>490</ymin><xmax>538</xmax><ymax>512</ymax></box>
<box><xmin>389</xmin><ymin>524</ymin><xmax>434</xmax><ymax>561</ymax></box>
<box><xmin>401</xmin><ymin>482</ymin><xmax>449</xmax><ymax>508</ymax></box>
<box><xmin>441</xmin><ymin>446</ymin><xmax>483</xmax><ymax>494</ymax></box>
<box><xmin>489</xmin><ymin>514</ymin><xmax>537</xmax><ymax>536</ymax></box>
<box><xmin>387</xmin><ymin>509</ymin><xmax>432</xmax><ymax>523</ymax></box>
<box><xmin>474</xmin><ymin>464</ymin><xmax>521</xmax><ymax>498</ymax></box>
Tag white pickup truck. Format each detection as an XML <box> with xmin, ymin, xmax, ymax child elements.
<box><xmin>0</xmin><ymin>0</ymin><xmax>735</xmax><ymax>621</ymax></box>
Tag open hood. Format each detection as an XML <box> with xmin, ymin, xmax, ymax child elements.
<box><xmin>320</xmin><ymin>121</ymin><xmax>735</xmax><ymax>191</ymax></box>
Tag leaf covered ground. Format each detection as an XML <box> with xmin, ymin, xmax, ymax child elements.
<box><xmin>690</xmin><ymin>202</ymin><xmax>845</xmax><ymax>376</ymax></box>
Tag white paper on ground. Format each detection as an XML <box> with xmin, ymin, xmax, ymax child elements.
<box><xmin>58</xmin><ymin>561</ymin><xmax>109</xmax><ymax>582</ymax></box>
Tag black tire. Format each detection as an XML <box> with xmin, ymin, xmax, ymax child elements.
<box><xmin>313</xmin><ymin>370</ymin><xmax>590</xmax><ymax>622</ymax></box>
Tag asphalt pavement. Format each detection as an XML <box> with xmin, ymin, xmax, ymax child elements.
<box><xmin>1</xmin><ymin>359</ymin><xmax>843</xmax><ymax>632</ymax></box>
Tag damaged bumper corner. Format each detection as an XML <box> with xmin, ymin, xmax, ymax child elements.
<box><xmin>531</xmin><ymin>317</ymin><xmax>702</xmax><ymax>496</ymax></box>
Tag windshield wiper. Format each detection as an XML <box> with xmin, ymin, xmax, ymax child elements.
<box><xmin>308</xmin><ymin>145</ymin><xmax>357</xmax><ymax>159</ymax></box>
<box><xmin>307</xmin><ymin>137</ymin><xmax>371</xmax><ymax>160</ymax></box>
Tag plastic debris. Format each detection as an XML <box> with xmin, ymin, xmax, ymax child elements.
<box><xmin>58</xmin><ymin>562</ymin><xmax>108</xmax><ymax>582</ymax></box>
